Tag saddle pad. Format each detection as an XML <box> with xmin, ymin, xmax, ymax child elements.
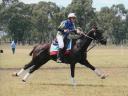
<box><xmin>50</xmin><ymin>40</ymin><xmax>72</xmax><ymax>55</ymax></box>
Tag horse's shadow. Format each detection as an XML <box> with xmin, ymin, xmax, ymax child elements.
<box><xmin>28</xmin><ymin>82</ymin><xmax>105</xmax><ymax>87</ymax></box>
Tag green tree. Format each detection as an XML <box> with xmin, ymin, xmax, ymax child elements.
<box><xmin>31</xmin><ymin>1</ymin><xmax>60</xmax><ymax>43</ymax></box>
<box><xmin>96</xmin><ymin>4</ymin><xmax>128</xmax><ymax>45</ymax></box>
<box><xmin>8</xmin><ymin>14</ymin><xmax>32</xmax><ymax>43</ymax></box>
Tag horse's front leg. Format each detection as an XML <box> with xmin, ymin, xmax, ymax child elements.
<box><xmin>79</xmin><ymin>59</ymin><xmax>108</xmax><ymax>79</ymax></box>
<box><xmin>70</xmin><ymin>63</ymin><xmax>76</xmax><ymax>85</ymax></box>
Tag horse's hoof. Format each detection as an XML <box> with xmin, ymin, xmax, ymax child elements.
<box><xmin>12</xmin><ymin>72</ymin><xmax>18</xmax><ymax>77</ymax></box>
<box><xmin>72</xmin><ymin>82</ymin><xmax>77</xmax><ymax>86</ymax></box>
<box><xmin>71</xmin><ymin>77</ymin><xmax>77</xmax><ymax>86</ymax></box>
<box><xmin>101</xmin><ymin>74</ymin><xmax>108</xmax><ymax>79</ymax></box>
<box><xmin>22</xmin><ymin>79</ymin><xmax>26</xmax><ymax>82</ymax></box>
<box><xmin>101</xmin><ymin>76</ymin><xmax>106</xmax><ymax>79</ymax></box>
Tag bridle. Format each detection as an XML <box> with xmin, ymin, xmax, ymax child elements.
<box><xmin>81</xmin><ymin>30</ymin><xmax>104</xmax><ymax>52</ymax></box>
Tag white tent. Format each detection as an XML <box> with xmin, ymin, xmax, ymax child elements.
<box><xmin>0</xmin><ymin>31</ymin><xmax>7</xmax><ymax>39</ymax></box>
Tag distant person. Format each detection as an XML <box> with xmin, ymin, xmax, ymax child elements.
<box><xmin>11</xmin><ymin>40</ymin><xmax>16</xmax><ymax>54</ymax></box>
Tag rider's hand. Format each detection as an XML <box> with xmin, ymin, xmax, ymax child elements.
<box><xmin>91</xmin><ymin>28</ymin><xmax>96</xmax><ymax>31</ymax></box>
<box><xmin>76</xmin><ymin>29</ymin><xmax>81</xmax><ymax>34</ymax></box>
<box><xmin>64</xmin><ymin>29</ymin><xmax>69</xmax><ymax>33</ymax></box>
<box><xmin>76</xmin><ymin>29</ymin><xmax>84</xmax><ymax>35</ymax></box>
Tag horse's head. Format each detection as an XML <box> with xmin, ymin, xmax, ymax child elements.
<box><xmin>74</xmin><ymin>27</ymin><xmax>107</xmax><ymax>51</ymax></box>
<box><xmin>87</xmin><ymin>29</ymin><xmax>107</xmax><ymax>45</ymax></box>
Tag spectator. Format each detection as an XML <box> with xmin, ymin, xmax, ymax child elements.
<box><xmin>11</xmin><ymin>40</ymin><xmax>16</xmax><ymax>54</ymax></box>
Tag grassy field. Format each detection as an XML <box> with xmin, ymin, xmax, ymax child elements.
<box><xmin>0</xmin><ymin>45</ymin><xmax>128</xmax><ymax>96</ymax></box>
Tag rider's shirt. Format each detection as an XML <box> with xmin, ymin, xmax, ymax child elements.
<box><xmin>58</xmin><ymin>19</ymin><xmax>76</xmax><ymax>36</ymax></box>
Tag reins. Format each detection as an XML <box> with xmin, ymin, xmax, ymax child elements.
<box><xmin>86</xmin><ymin>41</ymin><xmax>97</xmax><ymax>52</ymax></box>
<box><xmin>81</xmin><ymin>32</ymin><xmax>97</xmax><ymax>52</ymax></box>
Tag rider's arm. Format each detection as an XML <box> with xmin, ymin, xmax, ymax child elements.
<box><xmin>58</xmin><ymin>20</ymin><xmax>77</xmax><ymax>34</ymax></box>
<box><xmin>58</xmin><ymin>21</ymin><xmax>67</xmax><ymax>33</ymax></box>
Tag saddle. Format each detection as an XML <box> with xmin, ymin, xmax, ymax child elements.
<box><xmin>50</xmin><ymin>39</ymin><xmax>72</xmax><ymax>56</ymax></box>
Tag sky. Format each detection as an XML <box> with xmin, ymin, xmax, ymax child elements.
<box><xmin>0</xmin><ymin>0</ymin><xmax>128</xmax><ymax>11</ymax></box>
<box><xmin>93</xmin><ymin>0</ymin><xmax>128</xmax><ymax>11</ymax></box>
<box><xmin>19</xmin><ymin>0</ymin><xmax>72</xmax><ymax>7</ymax></box>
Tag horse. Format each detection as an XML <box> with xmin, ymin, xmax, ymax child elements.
<box><xmin>13</xmin><ymin>29</ymin><xmax>107</xmax><ymax>85</ymax></box>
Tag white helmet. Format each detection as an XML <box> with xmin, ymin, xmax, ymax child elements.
<box><xmin>68</xmin><ymin>13</ymin><xmax>76</xmax><ymax>18</ymax></box>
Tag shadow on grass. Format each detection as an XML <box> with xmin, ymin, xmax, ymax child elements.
<box><xmin>28</xmin><ymin>82</ymin><xmax>128</xmax><ymax>88</ymax></box>
<box><xmin>28</xmin><ymin>82</ymin><xmax>106</xmax><ymax>87</ymax></box>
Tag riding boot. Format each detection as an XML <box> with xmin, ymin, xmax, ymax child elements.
<box><xmin>57</xmin><ymin>48</ymin><xmax>63</xmax><ymax>63</ymax></box>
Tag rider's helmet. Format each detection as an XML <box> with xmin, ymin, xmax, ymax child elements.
<box><xmin>68</xmin><ymin>13</ymin><xmax>76</xmax><ymax>18</ymax></box>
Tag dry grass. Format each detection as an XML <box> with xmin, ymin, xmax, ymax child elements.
<box><xmin>0</xmin><ymin>45</ymin><xmax>128</xmax><ymax>96</ymax></box>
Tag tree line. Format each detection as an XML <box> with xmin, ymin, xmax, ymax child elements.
<box><xmin>0</xmin><ymin>0</ymin><xmax>128</xmax><ymax>45</ymax></box>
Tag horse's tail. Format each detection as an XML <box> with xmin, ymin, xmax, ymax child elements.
<box><xmin>29</xmin><ymin>45</ymin><xmax>38</xmax><ymax>56</ymax></box>
<box><xmin>29</xmin><ymin>50</ymin><xmax>33</xmax><ymax>56</ymax></box>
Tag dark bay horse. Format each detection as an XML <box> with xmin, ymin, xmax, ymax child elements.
<box><xmin>13</xmin><ymin>29</ymin><xmax>107</xmax><ymax>85</ymax></box>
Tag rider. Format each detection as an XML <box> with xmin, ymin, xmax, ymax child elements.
<box><xmin>56</xmin><ymin>13</ymin><xmax>76</xmax><ymax>63</ymax></box>
<box><xmin>56</xmin><ymin>13</ymin><xmax>81</xmax><ymax>63</ymax></box>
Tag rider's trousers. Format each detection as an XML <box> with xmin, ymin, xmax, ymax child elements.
<box><xmin>56</xmin><ymin>32</ymin><xmax>64</xmax><ymax>49</ymax></box>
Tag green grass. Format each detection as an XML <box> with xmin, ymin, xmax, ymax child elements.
<box><xmin>0</xmin><ymin>45</ymin><xmax>128</xmax><ymax>96</ymax></box>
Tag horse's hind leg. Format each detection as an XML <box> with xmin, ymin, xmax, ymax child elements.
<box><xmin>13</xmin><ymin>46</ymin><xmax>38</xmax><ymax>77</ymax></box>
<box><xmin>22</xmin><ymin>57</ymin><xmax>50</xmax><ymax>82</ymax></box>
<box><xmin>79</xmin><ymin>59</ymin><xmax>108</xmax><ymax>79</ymax></box>
<box><xmin>22</xmin><ymin>65</ymin><xmax>44</xmax><ymax>82</ymax></box>
<box><xmin>12</xmin><ymin>60</ymin><xmax>34</xmax><ymax>77</ymax></box>
<box><xmin>22</xmin><ymin>64</ymin><xmax>41</xmax><ymax>82</ymax></box>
